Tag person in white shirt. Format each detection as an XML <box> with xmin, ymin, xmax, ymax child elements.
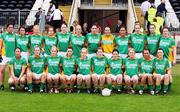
<box><xmin>51</xmin><ymin>6</ymin><xmax>63</xmax><ymax>31</ymax></box>
<box><xmin>140</xmin><ymin>0</ymin><xmax>151</xmax><ymax>31</ymax></box>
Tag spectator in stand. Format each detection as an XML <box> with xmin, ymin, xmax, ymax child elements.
<box><xmin>35</xmin><ymin>8</ymin><xmax>43</xmax><ymax>25</ymax></box>
<box><xmin>51</xmin><ymin>5</ymin><xmax>63</xmax><ymax>31</ymax></box>
<box><xmin>157</xmin><ymin>0</ymin><xmax>167</xmax><ymax>17</ymax></box>
<box><xmin>115</xmin><ymin>20</ymin><xmax>123</xmax><ymax>33</ymax></box>
<box><xmin>145</xmin><ymin>5</ymin><xmax>157</xmax><ymax>29</ymax></box>
<box><xmin>82</xmin><ymin>22</ymin><xmax>90</xmax><ymax>36</ymax></box>
<box><xmin>46</xmin><ymin>1</ymin><xmax>56</xmax><ymax>25</ymax></box>
<box><xmin>140</xmin><ymin>0</ymin><xmax>151</xmax><ymax>31</ymax></box>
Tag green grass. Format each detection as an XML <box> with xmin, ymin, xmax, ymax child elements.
<box><xmin>1</xmin><ymin>65</ymin><xmax>180</xmax><ymax>112</ymax></box>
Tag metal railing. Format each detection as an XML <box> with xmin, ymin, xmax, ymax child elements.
<box><xmin>0</xmin><ymin>10</ymin><xmax>45</xmax><ymax>32</ymax></box>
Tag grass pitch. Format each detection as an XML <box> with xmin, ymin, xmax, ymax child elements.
<box><xmin>0</xmin><ymin>65</ymin><xmax>180</xmax><ymax>112</ymax></box>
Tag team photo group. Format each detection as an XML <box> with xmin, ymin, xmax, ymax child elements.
<box><xmin>0</xmin><ymin>22</ymin><xmax>176</xmax><ymax>96</ymax></box>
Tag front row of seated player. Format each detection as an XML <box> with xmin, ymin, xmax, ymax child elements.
<box><xmin>8</xmin><ymin>46</ymin><xmax>171</xmax><ymax>95</ymax></box>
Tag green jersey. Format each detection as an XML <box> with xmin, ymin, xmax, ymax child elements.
<box><xmin>70</xmin><ymin>35</ymin><xmax>85</xmax><ymax>57</ymax></box>
<box><xmin>86</xmin><ymin>33</ymin><xmax>101</xmax><ymax>54</ymax></box>
<box><xmin>29</xmin><ymin>34</ymin><xmax>44</xmax><ymax>55</ymax></box>
<box><xmin>108</xmin><ymin>57</ymin><xmax>123</xmax><ymax>75</ymax></box>
<box><xmin>46</xmin><ymin>55</ymin><xmax>61</xmax><ymax>75</ymax></box>
<box><xmin>114</xmin><ymin>36</ymin><xmax>129</xmax><ymax>54</ymax></box>
<box><xmin>44</xmin><ymin>36</ymin><xmax>57</xmax><ymax>55</ymax></box>
<box><xmin>139</xmin><ymin>57</ymin><xmax>154</xmax><ymax>74</ymax></box>
<box><xmin>76</xmin><ymin>57</ymin><xmax>91</xmax><ymax>75</ymax></box>
<box><xmin>146</xmin><ymin>34</ymin><xmax>161</xmax><ymax>55</ymax></box>
<box><xmin>154</xmin><ymin>58</ymin><xmax>169</xmax><ymax>75</ymax></box>
<box><xmin>159</xmin><ymin>37</ymin><xmax>176</xmax><ymax>59</ymax></box>
<box><xmin>28</xmin><ymin>55</ymin><xmax>45</xmax><ymax>74</ymax></box>
<box><xmin>16</xmin><ymin>35</ymin><xmax>29</xmax><ymax>52</ymax></box>
<box><xmin>57</xmin><ymin>32</ymin><xmax>71</xmax><ymax>52</ymax></box>
<box><xmin>129</xmin><ymin>33</ymin><xmax>145</xmax><ymax>52</ymax></box>
<box><xmin>8</xmin><ymin>56</ymin><xmax>27</xmax><ymax>77</ymax></box>
<box><xmin>62</xmin><ymin>56</ymin><xmax>76</xmax><ymax>75</ymax></box>
<box><xmin>0</xmin><ymin>32</ymin><xmax>16</xmax><ymax>57</ymax></box>
<box><xmin>91</xmin><ymin>56</ymin><xmax>107</xmax><ymax>74</ymax></box>
<box><xmin>124</xmin><ymin>58</ymin><xmax>139</xmax><ymax>77</ymax></box>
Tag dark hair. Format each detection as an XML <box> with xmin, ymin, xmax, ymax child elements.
<box><xmin>120</xmin><ymin>26</ymin><xmax>126</xmax><ymax>30</ymax></box>
<box><xmin>6</xmin><ymin>23</ymin><xmax>14</xmax><ymax>28</ymax></box>
<box><xmin>161</xmin><ymin>27</ymin><xmax>169</xmax><ymax>34</ymax></box>
<box><xmin>61</xmin><ymin>23</ymin><xmax>67</xmax><ymax>27</ymax></box>
<box><xmin>48</xmin><ymin>26</ymin><xmax>54</xmax><ymax>32</ymax></box>
<box><xmin>147</xmin><ymin>24</ymin><xmax>156</xmax><ymax>36</ymax></box>
<box><xmin>157</xmin><ymin>48</ymin><xmax>164</xmax><ymax>53</ymax></box>
<box><xmin>14</xmin><ymin>47</ymin><xmax>21</xmax><ymax>52</ymax></box>
<box><xmin>143</xmin><ymin>48</ymin><xmax>150</xmax><ymax>54</ymax></box>
<box><xmin>91</xmin><ymin>24</ymin><xmax>97</xmax><ymax>28</ymax></box>
<box><xmin>112</xmin><ymin>49</ymin><xmax>119</xmax><ymax>54</ymax></box>
<box><xmin>18</xmin><ymin>26</ymin><xmax>26</xmax><ymax>32</ymax></box>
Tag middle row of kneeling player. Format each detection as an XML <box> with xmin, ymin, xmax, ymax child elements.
<box><xmin>8</xmin><ymin>46</ymin><xmax>171</xmax><ymax>95</ymax></box>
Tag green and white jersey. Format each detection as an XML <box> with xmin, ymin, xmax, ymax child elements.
<box><xmin>154</xmin><ymin>58</ymin><xmax>169</xmax><ymax>75</ymax></box>
<box><xmin>114</xmin><ymin>35</ymin><xmax>129</xmax><ymax>54</ymax></box>
<box><xmin>70</xmin><ymin>35</ymin><xmax>85</xmax><ymax>57</ymax></box>
<box><xmin>124</xmin><ymin>58</ymin><xmax>139</xmax><ymax>77</ymax></box>
<box><xmin>76</xmin><ymin>57</ymin><xmax>91</xmax><ymax>75</ymax></box>
<box><xmin>129</xmin><ymin>33</ymin><xmax>146</xmax><ymax>52</ymax></box>
<box><xmin>86</xmin><ymin>33</ymin><xmax>101</xmax><ymax>54</ymax></box>
<box><xmin>57</xmin><ymin>32</ymin><xmax>71</xmax><ymax>52</ymax></box>
<box><xmin>44</xmin><ymin>36</ymin><xmax>57</xmax><ymax>55</ymax></box>
<box><xmin>0</xmin><ymin>32</ymin><xmax>16</xmax><ymax>57</ymax></box>
<box><xmin>8</xmin><ymin>56</ymin><xmax>27</xmax><ymax>77</ymax></box>
<box><xmin>46</xmin><ymin>55</ymin><xmax>61</xmax><ymax>75</ymax></box>
<box><xmin>16</xmin><ymin>35</ymin><xmax>29</xmax><ymax>52</ymax></box>
<box><xmin>29</xmin><ymin>34</ymin><xmax>44</xmax><ymax>55</ymax></box>
<box><xmin>108</xmin><ymin>57</ymin><xmax>123</xmax><ymax>75</ymax></box>
<box><xmin>145</xmin><ymin>34</ymin><xmax>161</xmax><ymax>55</ymax></box>
<box><xmin>139</xmin><ymin>57</ymin><xmax>154</xmax><ymax>74</ymax></box>
<box><xmin>159</xmin><ymin>37</ymin><xmax>176</xmax><ymax>59</ymax></box>
<box><xmin>28</xmin><ymin>55</ymin><xmax>45</xmax><ymax>74</ymax></box>
<box><xmin>62</xmin><ymin>56</ymin><xmax>76</xmax><ymax>75</ymax></box>
<box><xmin>91</xmin><ymin>56</ymin><xmax>107</xmax><ymax>75</ymax></box>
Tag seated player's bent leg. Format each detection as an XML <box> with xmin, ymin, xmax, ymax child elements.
<box><xmin>106</xmin><ymin>74</ymin><xmax>112</xmax><ymax>90</ymax></box>
<box><xmin>99</xmin><ymin>74</ymin><xmax>105</xmax><ymax>89</ymax></box>
<box><xmin>19</xmin><ymin>75</ymin><xmax>27</xmax><ymax>84</ymax></box>
<box><xmin>8</xmin><ymin>77</ymin><xmax>15</xmax><ymax>85</ymax></box>
<box><xmin>124</xmin><ymin>75</ymin><xmax>131</xmax><ymax>84</ymax></box>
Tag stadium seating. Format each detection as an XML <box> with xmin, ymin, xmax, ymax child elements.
<box><xmin>169</xmin><ymin>0</ymin><xmax>180</xmax><ymax>21</ymax></box>
<box><xmin>0</xmin><ymin>0</ymin><xmax>35</xmax><ymax>10</ymax></box>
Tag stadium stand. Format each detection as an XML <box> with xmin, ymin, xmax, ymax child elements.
<box><xmin>169</xmin><ymin>0</ymin><xmax>180</xmax><ymax>21</ymax></box>
<box><xmin>0</xmin><ymin>0</ymin><xmax>35</xmax><ymax>10</ymax></box>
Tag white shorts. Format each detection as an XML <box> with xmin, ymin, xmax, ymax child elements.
<box><xmin>154</xmin><ymin>74</ymin><xmax>167</xmax><ymax>80</ymax></box>
<box><xmin>33</xmin><ymin>73</ymin><xmax>42</xmax><ymax>80</ymax></box>
<box><xmin>58</xmin><ymin>52</ymin><xmax>66</xmax><ymax>57</ymax></box>
<box><xmin>103</xmin><ymin>53</ymin><xmax>112</xmax><ymax>59</ymax></box>
<box><xmin>48</xmin><ymin>73</ymin><xmax>60</xmax><ymax>79</ymax></box>
<box><xmin>139</xmin><ymin>73</ymin><xmax>152</xmax><ymax>77</ymax></box>
<box><xmin>92</xmin><ymin>73</ymin><xmax>105</xmax><ymax>80</ymax></box>
<box><xmin>21</xmin><ymin>52</ymin><xmax>28</xmax><ymax>62</ymax></box>
<box><xmin>87</xmin><ymin>53</ymin><xmax>96</xmax><ymax>59</ymax></box>
<box><xmin>135</xmin><ymin>53</ymin><xmax>142</xmax><ymax>59</ymax></box>
<box><xmin>77</xmin><ymin>74</ymin><xmax>90</xmax><ymax>80</ymax></box>
<box><xmin>108</xmin><ymin>74</ymin><xmax>122</xmax><ymax>81</ymax></box>
<box><xmin>0</xmin><ymin>56</ymin><xmax>11</xmax><ymax>65</ymax></box>
<box><xmin>64</xmin><ymin>74</ymin><xmax>76</xmax><ymax>80</ymax></box>
<box><xmin>124</xmin><ymin>75</ymin><xmax>139</xmax><ymax>81</ymax></box>
<box><xmin>119</xmin><ymin>54</ymin><xmax>127</xmax><ymax>59</ymax></box>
